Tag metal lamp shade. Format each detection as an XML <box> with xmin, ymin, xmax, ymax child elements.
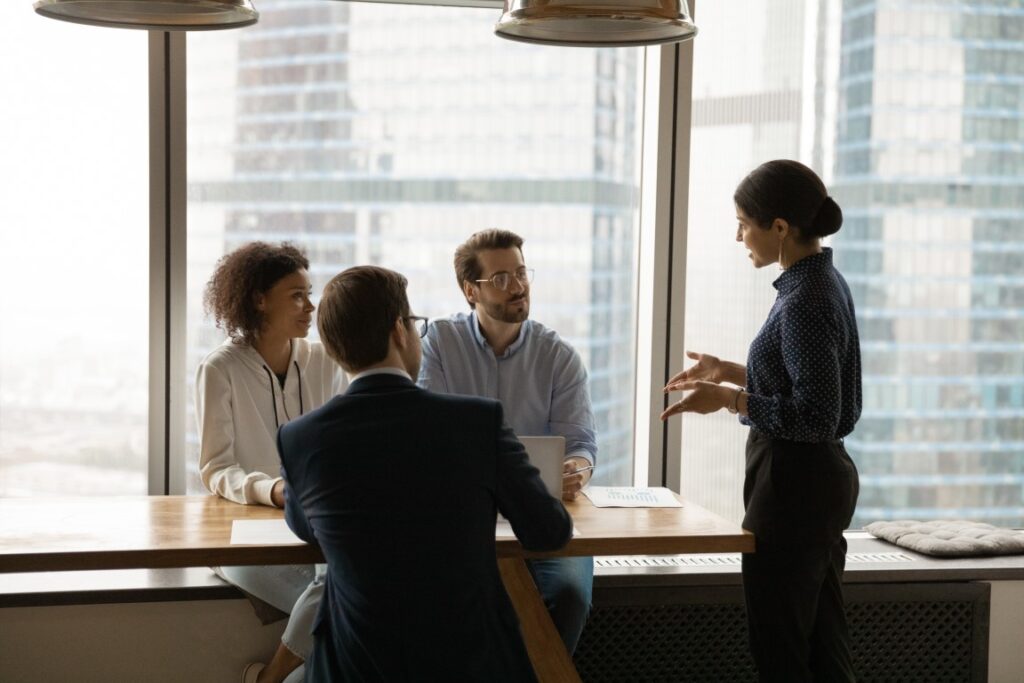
<box><xmin>33</xmin><ymin>0</ymin><xmax>258</xmax><ymax>31</ymax></box>
<box><xmin>495</xmin><ymin>0</ymin><xmax>695</xmax><ymax>47</ymax></box>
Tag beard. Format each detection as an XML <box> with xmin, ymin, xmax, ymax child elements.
<box><xmin>480</xmin><ymin>296</ymin><xmax>530</xmax><ymax>324</ymax></box>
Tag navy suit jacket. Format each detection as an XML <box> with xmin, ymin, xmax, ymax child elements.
<box><xmin>277</xmin><ymin>373</ymin><xmax>573</xmax><ymax>682</ymax></box>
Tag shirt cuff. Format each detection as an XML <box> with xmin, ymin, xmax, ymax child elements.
<box><xmin>253</xmin><ymin>477</ymin><xmax>282</xmax><ymax>507</ymax></box>
<box><xmin>743</xmin><ymin>393</ymin><xmax>772</xmax><ymax>433</ymax></box>
<box><xmin>564</xmin><ymin>450</ymin><xmax>594</xmax><ymax>467</ymax></box>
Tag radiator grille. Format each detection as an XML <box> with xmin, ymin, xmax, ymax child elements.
<box><xmin>576</xmin><ymin>602</ymin><xmax>753</xmax><ymax>682</ymax></box>
<box><xmin>573</xmin><ymin>583</ymin><xmax>988</xmax><ymax>682</ymax></box>
<box><xmin>593</xmin><ymin>552</ymin><xmax>912</xmax><ymax>570</ymax></box>
<box><xmin>849</xmin><ymin>599</ymin><xmax>977</xmax><ymax>682</ymax></box>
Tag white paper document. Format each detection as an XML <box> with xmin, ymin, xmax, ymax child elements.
<box><xmin>230</xmin><ymin>519</ymin><xmax>304</xmax><ymax>545</ymax></box>
<box><xmin>583</xmin><ymin>486</ymin><xmax>683</xmax><ymax>508</ymax></box>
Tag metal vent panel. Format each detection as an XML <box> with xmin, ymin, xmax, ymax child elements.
<box><xmin>574</xmin><ymin>582</ymin><xmax>988</xmax><ymax>682</ymax></box>
<box><xmin>847</xmin><ymin>552</ymin><xmax>914</xmax><ymax>563</ymax></box>
<box><xmin>595</xmin><ymin>555</ymin><xmax>740</xmax><ymax>569</ymax></box>
<box><xmin>595</xmin><ymin>552</ymin><xmax>913</xmax><ymax>569</ymax></box>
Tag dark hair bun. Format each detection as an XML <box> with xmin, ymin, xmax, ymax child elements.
<box><xmin>811</xmin><ymin>196</ymin><xmax>843</xmax><ymax>237</ymax></box>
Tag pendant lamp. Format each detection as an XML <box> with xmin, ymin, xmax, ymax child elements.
<box><xmin>33</xmin><ymin>0</ymin><xmax>258</xmax><ymax>31</ymax></box>
<box><xmin>495</xmin><ymin>0</ymin><xmax>696</xmax><ymax>47</ymax></box>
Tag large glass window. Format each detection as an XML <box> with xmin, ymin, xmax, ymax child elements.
<box><xmin>185</xmin><ymin>2</ymin><xmax>645</xmax><ymax>492</ymax></box>
<box><xmin>682</xmin><ymin>0</ymin><xmax>1024</xmax><ymax>527</ymax></box>
<box><xmin>0</xmin><ymin>9</ymin><xmax>148</xmax><ymax>495</ymax></box>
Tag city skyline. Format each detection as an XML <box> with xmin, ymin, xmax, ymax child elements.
<box><xmin>832</xmin><ymin>0</ymin><xmax>1024</xmax><ymax>526</ymax></box>
<box><xmin>3</xmin><ymin>1</ymin><xmax>1021</xmax><ymax>529</ymax></box>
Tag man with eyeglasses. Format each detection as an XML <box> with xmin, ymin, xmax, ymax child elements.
<box><xmin>277</xmin><ymin>265</ymin><xmax>571</xmax><ymax>681</ymax></box>
<box><xmin>417</xmin><ymin>228</ymin><xmax>597</xmax><ymax>655</ymax></box>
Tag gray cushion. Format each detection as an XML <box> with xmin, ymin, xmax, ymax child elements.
<box><xmin>864</xmin><ymin>520</ymin><xmax>1024</xmax><ymax>558</ymax></box>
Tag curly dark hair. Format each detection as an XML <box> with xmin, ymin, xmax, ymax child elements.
<box><xmin>203</xmin><ymin>241</ymin><xmax>310</xmax><ymax>344</ymax></box>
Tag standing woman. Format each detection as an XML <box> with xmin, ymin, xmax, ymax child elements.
<box><xmin>662</xmin><ymin>160</ymin><xmax>861</xmax><ymax>682</ymax></box>
<box><xmin>196</xmin><ymin>242</ymin><xmax>343</xmax><ymax>683</ymax></box>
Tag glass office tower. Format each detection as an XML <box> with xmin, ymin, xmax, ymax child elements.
<box><xmin>186</xmin><ymin>2</ymin><xmax>643</xmax><ymax>490</ymax></box>
<box><xmin>684</xmin><ymin>0</ymin><xmax>1023</xmax><ymax>528</ymax></box>
<box><xmin>833</xmin><ymin>0</ymin><xmax>1024</xmax><ymax>526</ymax></box>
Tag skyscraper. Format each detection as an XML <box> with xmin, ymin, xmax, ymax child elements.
<box><xmin>186</xmin><ymin>1</ymin><xmax>644</xmax><ymax>490</ymax></box>
<box><xmin>833</xmin><ymin>0</ymin><xmax>1024</xmax><ymax>526</ymax></box>
<box><xmin>682</xmin><ymin>0</ymin><xmax>1024</xmax><ymax>529</ymax></box>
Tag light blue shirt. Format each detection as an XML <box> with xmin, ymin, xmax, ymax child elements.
<box><xmin>417</xmin><ymin>311</ymin><xmax>597</xmax><ymax>466</ymax></box>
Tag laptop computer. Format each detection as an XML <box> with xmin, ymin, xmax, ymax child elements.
<box><xmin>518</xmin><ymin>436</ymin><xmax>565</xmax><ymax>499</ymax></box>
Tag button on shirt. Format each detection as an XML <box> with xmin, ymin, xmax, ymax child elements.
<box><xmin>741</xmin><ymin>248</ymin><xmax>862</xmax><ymax>442</ymax></box>
<box><xmin>417</xmin><ymin>311</ymin><xmax>597</xmax><ymax>465</ymax></box>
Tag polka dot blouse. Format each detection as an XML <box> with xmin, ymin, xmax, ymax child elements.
<box><xmin>740</xmin><ymin>247</ymin><xmax>862</xmax><ymax>442</ymax></box>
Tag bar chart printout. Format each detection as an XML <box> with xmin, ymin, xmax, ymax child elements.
<box><xmin>584</xmin><ymin>487</ymin><xmax>683</xmax><ymax>508</ymax></box>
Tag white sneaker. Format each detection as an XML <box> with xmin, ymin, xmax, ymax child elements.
<box><xmin>241</xmin><ymin>662</ymin><xmax>266</xmax><ymax>683</ymax></box>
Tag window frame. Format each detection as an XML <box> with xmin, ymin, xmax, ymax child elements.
<box><xmin>146</xmin><ymin>26</ymin><xmax>697</xmax><ymax>494</ymax></box>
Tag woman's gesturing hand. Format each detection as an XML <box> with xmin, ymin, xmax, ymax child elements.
<box><xmin>660</xmin><ymin>381</ymin><xmax>731</xmax><ymax>420</ymax></box>
<box><xmin>664</xmin><ymin>351</ymin><xmax>722</xmax><ymax>392</ymax></box>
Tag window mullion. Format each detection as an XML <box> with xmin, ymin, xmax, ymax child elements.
<box><xmin>148</xmin><ymin>30</ymin><xmax>188</xmax><ymax>496</ymax></box>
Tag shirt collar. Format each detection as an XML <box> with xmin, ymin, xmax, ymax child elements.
<box><xmin>348</xmin><ymin>366</ymin><xmax>412</xmax><ymax>383</ymax></box>
<box><xmin>469</xmin><ymin>310</ymin><xmax>529</xmax><ymax>359</ymax></box>
<box><xmin>773</xmin><ymin>247</ymin><xmax>833</xmax><ymax>295</ymax></box>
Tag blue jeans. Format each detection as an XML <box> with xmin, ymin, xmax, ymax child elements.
<box><xmin>215</xmin><ymin>563</ymin><xmax>326</xmax><ymax>660</ymax></box>
<box><xmin>526</xmin><ymin>556</ymin><xmax>594</xmax><ymax>654</ymax></box>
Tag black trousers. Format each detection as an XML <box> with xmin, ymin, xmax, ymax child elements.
<box><xmin>741</xmin><ymin>430</ymin><xmax>859</xmax><ymax>683</ymax></box>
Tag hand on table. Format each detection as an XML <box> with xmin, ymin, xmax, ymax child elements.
<box><xmin>562</xmin><ymin>456</ymin><xmax>593</xmax><ymax>501</ymax></box>
<box><xmin>270</xmin><ymin>480</ymin><xmax>286</xmax><ymax>508</ymax></box>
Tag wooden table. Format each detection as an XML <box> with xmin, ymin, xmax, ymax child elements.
<box><xmin>0</xmin><ymin>495</ymin><xmax>753</xmax><ymax>681</ymax></box>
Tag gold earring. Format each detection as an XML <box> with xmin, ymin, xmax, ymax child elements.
<box><xmin>778</xmin><ymin>236</ymin><xmax>786</xmax><ymax>271</ymax></box>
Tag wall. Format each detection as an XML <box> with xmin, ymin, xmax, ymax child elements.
<box><xmin>986</xmin><ymin>581</ymin><xmax>1024</xmax><ymax>683</ymax></box>
<box><xmin>2</xmin><ymin>582</ymin><xmax>1022</xmax><ymax>682</ymax></box>
<box><xmin>0</xmin><ymin>599</ymin><xmax>284</xmax><ymax>683</ymax></box>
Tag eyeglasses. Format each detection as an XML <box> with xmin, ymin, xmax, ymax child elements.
<box><xmin>404</xmin><ymin>315</ymin><xmax>430</xmax><ymax>338</ymax></box>
<box><xmin>474</xmin><ymin>268</ymin><xmax>534</xmax><ymax>292</ymax></box>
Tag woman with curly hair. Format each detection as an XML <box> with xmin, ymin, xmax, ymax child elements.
<box><xmin>196</xmin><ymin>241</ymin><xmax>343</xmax><ymax>683</ymax></box>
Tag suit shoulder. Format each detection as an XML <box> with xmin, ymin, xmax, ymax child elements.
<box><xmin>418</xmin><ymin>391</ymin><xmax>503</xmax><ymax>427</ymax></box>
<box><xmin>424</xmin><ymin>390</ymin><xmax>500</xmax><ymax>412</ymax></box>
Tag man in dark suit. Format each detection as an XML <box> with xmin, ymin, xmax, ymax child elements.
<box><xmin>277</xmin><ymin>265</ymin><xmax>572</xmax><ymax>682</ymax></box>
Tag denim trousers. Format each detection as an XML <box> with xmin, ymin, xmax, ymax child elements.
<box><xmin>280</xmin><ymin>558</ymin><xmax>593</xmax><ymax>682</ymax></box>
<box><xmin>215</xmin><ymin>563</ymin><xmax>327</xmax><ymax>660</ymax></box>
<box><xmin>526</xmin><ymin>555</ymin><xmax>594</xmax><ymax>655</ymax></box>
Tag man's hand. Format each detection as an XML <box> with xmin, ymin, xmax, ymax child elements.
<box><xmin>270</xmin><ymin>479</ymin><xmax>286</xmax><ymax>508</ymax></box>
<box><xmin>562</xmin><ymin>456</ymin><xmax>593</xmax><ymax>501</ymax></box>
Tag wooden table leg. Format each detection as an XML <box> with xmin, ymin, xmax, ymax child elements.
<box><xmin>498</xmin><ymin>557</ymin><xmax>582</xmax><ymax>683</ymax></box>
